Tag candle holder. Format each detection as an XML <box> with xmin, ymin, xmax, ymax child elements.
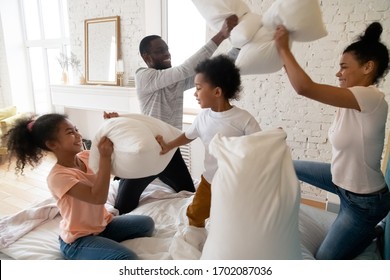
<box><xmin>117</xmin><ymin>71</ymin><xmax>124</xmax><ymax>86</ymax></box>
<box><xmin>116</xmin><ymin>59</ymin><xmax>124</xmax><ymax>86</ymax></box>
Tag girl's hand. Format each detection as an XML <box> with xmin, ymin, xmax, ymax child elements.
<box><xmin>274</xmin><ymin>25</ymin><xmax>290</xmax><ymax>53</ymax></box>
<box><xmin>155</xmin><ymin>135</ymin><xmax>170</xmax><ymax>155</ymax></box>
<box><xmin>103</xmin><ymin>111</ymin><xmax>119</xmax><ymax>119</ymax></box>
<box><xmin>98</xmin><ymin>136</ymin><xmax>113</xmax><ymax>158</ymax></box>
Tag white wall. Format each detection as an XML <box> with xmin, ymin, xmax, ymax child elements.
<box><xmin>234</xmin><ymin>0</ymin><xmax>390</xmax><ymax>200</ymax></box>
<box><xmin>67</xmin><ymin>0</ymin><xmax>146</xmax><ymax>86</ymax></box>
<box><xmin>66</xmin><ymin>0</ymin><xmax>390</xmax><ymax>199</ymax></box>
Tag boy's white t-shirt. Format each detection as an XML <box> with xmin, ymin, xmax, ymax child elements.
<box><xmin>185</xmin><ymin>106</ymin><xmax>261</xmax><ymax>183</ymax></box>
<box><xmin>329</xmin><ymin>86</ymin><xmax>388</xmax><ymax>193</ymax></box>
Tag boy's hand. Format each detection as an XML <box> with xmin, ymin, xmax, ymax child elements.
<box><xmin>155</xmin><ymin>135</ymin><xmax>170</xmax><ymax>155</ymax></box>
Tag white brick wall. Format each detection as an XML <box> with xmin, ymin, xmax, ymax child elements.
<box><xmin>65</xmin><ymin>0</ymin><xmax>390</xmax><ymax>201</ymax></box>
<box><xmin>233</xmin><ymin>0</ymin><xmax>390</xmax><ymax>200</ymax></box>
<box><xmin>67</xmin><ymin>0</ymin><xmax>144</xmax><ymax>85</ymax></box>
<box><xmin>0</xmin><ymin>0</ymin><xmax>389</xmax><ymax>200</ymax></box>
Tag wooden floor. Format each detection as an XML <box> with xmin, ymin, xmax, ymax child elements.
<box><xmin>0</xmin><ymin>153</ymin><xmax>56</xmax><ymax>218</ymax></box>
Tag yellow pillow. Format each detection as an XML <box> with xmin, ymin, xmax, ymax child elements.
<box><xmin>1</xmin><ymin>113</ymin><xmax>28</xmax><ymax>127</ymax></box>
<box><xmin>0</xmin><ymin>106</ymin><xmax>17</xmax><ymax>121</ymax></box>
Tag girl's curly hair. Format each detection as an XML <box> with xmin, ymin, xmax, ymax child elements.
<box><xmin>4</xmin><ymin>113</ymin><xmax>67</xmax><ymax>174</ymax></box>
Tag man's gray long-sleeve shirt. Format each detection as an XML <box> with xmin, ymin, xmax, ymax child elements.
<box><xmin>135</xmin><ymin>40</ymin><xmax>219</xmax><ymax>130</ymax></box>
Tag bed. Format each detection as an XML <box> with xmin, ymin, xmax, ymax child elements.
<box><xmin>0</xmin><ymin>128</ymin><xmax>387</xmax><ymax>260</ymax></box>
<box><xmin>0</xmin><ymin>179</ymin><xmax>384</xmax><ymax>260</ymax></box>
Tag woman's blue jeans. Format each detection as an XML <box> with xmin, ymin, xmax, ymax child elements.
<box><xmin>294</xmin><ymin>160</ymin><xmax>390</xmax><ymax>259</ymax></box>
<box><xmin>59</xmin><ymin>214</ymin><xmax>154</xmax><ymax>260</ymax></box>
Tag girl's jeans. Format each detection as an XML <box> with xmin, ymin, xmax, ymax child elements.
<box><xmin>59</xmin><ymin>214</ymin><xmax>154</xmax><ymax>260</ymax></box>
<box><xmin>294</xmin><ymin>160</ymin><xmax>390</xmax><ymax>259</ymax></box>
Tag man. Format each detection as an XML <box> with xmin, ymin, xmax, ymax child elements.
<box><xmin>114</xmin><ymin>15</ymin><xmax>238</xmax><ymax>215</ymax></box>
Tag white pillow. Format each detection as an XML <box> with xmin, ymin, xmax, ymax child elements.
<box><xmin>201</xmin><ymin>129</ymin><xmax>302</xmax><ymax>259</ymax></box>
<box><xmin>89</xmin><ymin>114</ymin><xmax>182</xmax><ymax>179</ymax></box>
<box><xmin>191</xmin><ymin>0</ymin><xmax>250</xmax><ymax>31</ymax></box>
<box><xmin>192</xmin><ymin>0</ymin><xmax>327</xmax><ymax>75</ymax></box>
<box><xmin>235</xmin><ymin>26</ymin><xmax>289</xmax><ymax>75</ymax></box>
<box><xmin>230</xmin><ymin>12</ymin><xmax>262</xmax><ymax>49</ymax></box>
<box><xmin>192</xmin><ymin>0</ymin><xmax>257</xmax><ymax>49</ymax></box>
<box><xmin>262</xmin><ymin>0</ymin><xmax>327</xmax><ymax>42</ymax></box>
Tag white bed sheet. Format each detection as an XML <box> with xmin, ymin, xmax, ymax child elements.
<box><xmin>0</xmin><ymin>180</ymin><xmax>381</xmax><ymax>260</ymax></box>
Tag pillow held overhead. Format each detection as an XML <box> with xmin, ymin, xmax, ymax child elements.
<box><xmin>192</xmin><ymin>0</ymin><xmax>258</xmax><ymax>49</ymax></box>
<box><xmin>235</xmin><ymin>26</ymin><xmax>289</xmax><ymax>75</ymax></box>
<box><xmin>192</xmin><ymin>0</ymin><xmax>327</xmax><ymax>75</ymax></box>
<box><xmin>89</xmin><ymin>114</ymin><xmax>182</xmax><ymax>179</ymax></box>
<box><xmin>262</xmin><ymin>0</ymin><xmax>328</xmax><ymax>42</ymax></box>
<box><xmin>191</xmin><ymin>0</ymin><xmax>250</xmax><ymax>32</ymax></box>
<box><xmin>229</xmin><ymin>12</ymin><xmax>262</xmax><ymax>48</ymax></box>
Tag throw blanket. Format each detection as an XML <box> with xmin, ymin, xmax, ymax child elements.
<box><xmin>0</xmin><ymin>197</ymin><xmax>59</xmax><ymax>249</ymax></box>
<box><xmin>0</xmin><ymin>180</ymin><xmax>195</xmax><ymax>250</ymax></box>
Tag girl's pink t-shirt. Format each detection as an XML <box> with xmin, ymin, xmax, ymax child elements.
<box><xmin>47</xmin><ymin>150</ymin><xmax>113</xmax><ymax>243</ymax></box>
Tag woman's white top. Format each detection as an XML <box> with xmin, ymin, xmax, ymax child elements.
<box><xmin>329</xmin><ymin>86</ymin><xmax>388</xmax><ymax>193</ymax></box>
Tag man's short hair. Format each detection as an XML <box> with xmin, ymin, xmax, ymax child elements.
<box><xmin>139</xmin><ymin>35</ymin><xmax>161</xmax><ymax>55</ymax></box>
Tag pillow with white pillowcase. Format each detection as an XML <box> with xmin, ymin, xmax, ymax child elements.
<box><xmin>191</xmin><ymin>0</ymin><xmax>250</xmax><ymax>31</ymax></box>
<box><xmin>201</xmin><ymin>129</ymin><xmax>302</xmax><ymax>259</ymax></box>
<box><xmin>192</xmin><ymin>0</ymin><xmax>327</xmax><ymax>75</ymax></box>
<box><xmin>235</xmin><ymin>26</ymin><xmax>290</xmax><ymax>75</ymax></box>
<box><xmin>262</xmin><ymin>0</ymin><xmax>327</xmax><ymax>42</ymax></box>
<box><xmin>89</xmin><ymin>114</ymin><xmax>182</xmax><ymax>179</ymax></box>
<box><xmin>229</xmin><ymin>12</ymin><xmax>262</xmax><ymax>48</ymax></box>
<box><xmin>192</xmin><ymin>0</ymin><xmax>260</xmax><ymax>49</ymax></box>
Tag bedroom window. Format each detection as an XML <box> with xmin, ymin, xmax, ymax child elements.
<box><xmin>165</xmin><ymin>0</ymin><xmax>206</xmax><ymax>115</ymax></box>
<box><xmin>20</xmin><ymin>0</ymin><xmax>70</xmax><ymax>114</ymax></box>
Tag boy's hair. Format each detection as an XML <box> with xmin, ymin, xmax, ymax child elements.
<box><xmin>4</xmin><ymin>113</ymin><xmax>67</xmax><ymax>174</ymax></box>
<box><xmin>344</xmin><ymin>22</ymin><xmax>389</xmax><ymax>85</ymax></box>
<box><xmin>195</xmin><ymin>54</ymin><xmax>242</xmax><ymax>100</ymax></box>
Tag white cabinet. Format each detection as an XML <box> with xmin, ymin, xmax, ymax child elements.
<box><xmin>50</xmin><ymin>84</ymin><xmax>139</xmax><ymax>113</ymax></box>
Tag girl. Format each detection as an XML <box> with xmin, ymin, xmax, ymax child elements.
<box><xmin>5</xmin><ymin>113</ymin><xmax>154</xmax><ymax>259</ymax></box>
<box><xmin>274</xmin><ymin>22</ymin><xmax>390</xmax><ymax>259</ymax></box>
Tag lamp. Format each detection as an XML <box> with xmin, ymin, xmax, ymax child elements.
<box><xmin>116</xmin><ymin>59</ymin><xmax>124</xmax><ymax>86</ymax></box>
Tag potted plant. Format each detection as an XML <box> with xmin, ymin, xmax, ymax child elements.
<box><xmin>69</xmin><ymin>52</ymin><xmax>86</xmax><ymax>84</ymax></box>
<box><xmin>57</xmin><ymin>52</ymin><xmax>69</xmax><ymax>84</ymax></box>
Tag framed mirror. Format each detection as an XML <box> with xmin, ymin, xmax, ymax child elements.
<box><xmin>84</xmin><ymin>16</ymin><xmax>120</xmax><ymax>85</ymax></box>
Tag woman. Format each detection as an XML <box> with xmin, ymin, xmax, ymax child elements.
<box><xmin>274</xmin><ymin>22</ymin><xmax>390</xmax><ymax>259</ymax></box>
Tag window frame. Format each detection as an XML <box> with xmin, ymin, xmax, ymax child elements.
<box><xmin>160</xmin><ymin>0</ymin><xmax>206</xmax><ymax>116</ymax></box>
<box><xmin>18</xmin><ymin>0</ymin><xmax>70</xmax><ymax>113</ymax></box>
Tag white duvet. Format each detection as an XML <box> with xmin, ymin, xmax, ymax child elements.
<box><xmin>0</xmin><ymin>180</ymin><xmax>381</xmax><ymax>260</ymax></box>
